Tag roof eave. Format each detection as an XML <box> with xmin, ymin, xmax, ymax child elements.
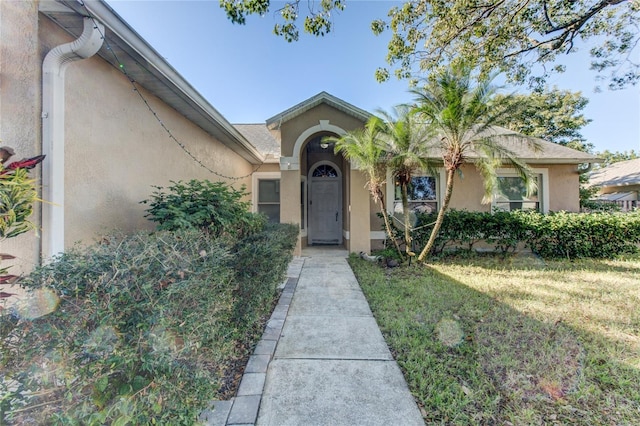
<box><xmin>266</xmin><ymin>92</ymin><xmax>371</xmax><ymax>129</ymax></box>
<box><xmin>519</xmin><ymin>158</ymin><xmax>602</xmax><ymax>164</ymax></box>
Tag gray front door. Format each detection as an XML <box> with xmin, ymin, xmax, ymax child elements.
<box><xmin>309</xmin><ymin>165</ymin><xmax>342</xmax><ymax>245</ymax></box>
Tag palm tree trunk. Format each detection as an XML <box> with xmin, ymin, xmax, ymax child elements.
<box><xmin>417</xmin><ymin>168</ymin><xmax>456</xmax><ymax>262</ymax></box>
<box><xmin>379</xmin><ymin>196</ymin><xmax>405</xmax><ymax>261</ymax></box>
<box><xmin>401</xmin><ymin>182</ymin><xmax>414</xmax><ymax>256</ymax></box>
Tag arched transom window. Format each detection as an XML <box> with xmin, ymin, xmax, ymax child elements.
<box><xmin>312</xmin><ymin>164</ymin><xmax>338</xmax><ymax>178</ymax></box>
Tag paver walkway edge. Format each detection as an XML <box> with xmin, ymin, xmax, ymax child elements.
<box><xmin>202</xmin><ymin>248</ymin><xmax>424</xmax><ymax>426</ymax></box>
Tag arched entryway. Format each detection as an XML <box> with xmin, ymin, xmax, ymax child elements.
<box><xmin>308</xmin><ymin>161</ymin><xmax>342</xmax><ymax>245</ymax></box>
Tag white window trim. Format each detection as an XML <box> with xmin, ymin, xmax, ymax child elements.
<box><xmin>252</xmin><ymin>171</ymin><xmax>281</xmax><ymax>215</ymax></box>
<box><xmin>493</xmin><ymin>167</ymin><xmax>549</xmax><ymax>213</ymax></box>
<box><xmin>385</xmin><ymin>168</ymin><xmax>445</xmax><ymax>213</ymax></box>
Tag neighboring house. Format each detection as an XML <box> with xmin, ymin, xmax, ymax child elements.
<box><xmin>588</xmin><ymin>158</ymin><xmax>640</xmax><ymax>211</ymax></box>
<box><xmin>1</xmin><ymin>0</ymin><xmax>598</xmax><ymax>277</ymax></box>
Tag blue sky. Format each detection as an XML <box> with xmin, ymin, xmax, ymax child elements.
<box><xmin>106</xmin><ymin>0</ymin><xmax>639</xmax><ymax>153</ymax></box>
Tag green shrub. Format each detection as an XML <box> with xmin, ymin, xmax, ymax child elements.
<box><xmin>0</xmin><ymin>167</ymin><xmax>39</xmax><ymax>239</ymax></box>
<box><xmin>229</xmin><ymin>223</ymin><xmax>298</xmax><ymax>325</ymax></box>
<box><xmin>1</xmin><ymin>154</ymin><xmax>45</xmax><ymax>304</ymax></box>
<box><xmin>141</xmin><ymin>179</ymin><xmax>266</xmax><ymax>237</ymax></box>
<box><xmin>384</xmin><ymin>209</ymin><xmax>640</xmax><ymax>259</ymax></box>
<box><xmin>0</xmin><ymin>225</ymin><xmax>298</xmax><ymax>425</ymax></box>
<box><xmin>517</xmin><ymin>210</ymin><xmax>640</xmax><ymax>259</ymax></box>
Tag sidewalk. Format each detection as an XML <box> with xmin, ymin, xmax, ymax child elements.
<box><xmin>203</xmin><ymin>247</ymin><xmax>424</xmax><ymax>426</ymax></box>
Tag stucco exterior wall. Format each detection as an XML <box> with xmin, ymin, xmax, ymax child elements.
<box><xmin>279</xmin><ymin>104</ymin><xmax>366</xmax><ymax>157</ymax></box>
<box><xmin>545</xmin><ymin>164</ymin><xmax>580</xmax><ymax>212</ymax></box>
<box><xmin>0</xmin><ymin>0</ymin><xmax>42</xmax><ymax>276</ymax></box>
<box><xmin>40</xmin><ymin>17</ymin><xmax>253</xmax><ymax>248</ymax></box>
<box><xmin>347</xmin><ymin>168</ymin><xmax>371</xmax><ymax>253</ymax></box>
<box><xmin>280</xmin><ymin>169</ymin><xmax>302</xmax><ymax>253</ymax></box>
<box><xmin>448</xmin><ymin>165</ymin><xmax>492</xmax><ymax>212</ymax></box>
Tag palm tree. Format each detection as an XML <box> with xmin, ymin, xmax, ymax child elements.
<box><xmin>413</xmin><ymin>63</ymin><xmax>539</xmax><ymax>262</ymax></box>
<box><xmin>327</xmin><ymin>118</ymin><xmax>405</xmax><ymax>260</ymax></box>
<box><xmin>376</xmin><ymin>106</ymin><xmax>435</xmax><ymax>258</ymax></box>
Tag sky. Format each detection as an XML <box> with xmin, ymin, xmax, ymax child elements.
<box><xmin>105</xmin><ymin>0</ymin><xmax>640</xmax><ymax>154</ymax></box>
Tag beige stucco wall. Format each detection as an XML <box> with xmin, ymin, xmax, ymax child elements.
<box><xmin>544</xmin><ymin>163</ymin><xmax>580</xmax><ymax>212</ymax></box>
<box><xmin>41</xmin><ymin>16</ymin><xmax>253</xmax><ymax>248</ymax></box>
<box><xmin>279</xmin><ymin>104</ymin><xmax>366</xmax><ymax>157</ymax></box>
<box><xmin>256</xmin><ymin>163</ymin><xmax>280</xmax><ymax>174</ymax></box>
<box><xmin>0</xmin><ymin>0</ymin><xmax>42</xmax><ymax>277</ymax></box>
<box><xmin>279</xmin><ymin>169</ymin><xmax>302</xmax><ymax>253</ymax></box>
<box><xmin>347</xmin><ymin>168</ymin><xmax>371</xmax><ymax>253</ymax></box>
<box><xmin>448</xmin><ymin>165</ymin><xmax>492</xmax><ymax>212</ymax></box>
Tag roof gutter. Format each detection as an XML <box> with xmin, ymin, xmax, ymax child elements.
<box><xmin>42</xmin><ymin>17</ymin><xmax>104</xmax><ymax>259</ymax></box>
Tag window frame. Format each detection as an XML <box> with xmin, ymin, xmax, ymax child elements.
<box><xmin>492</xmin><ymin>167</ymin><xmax>549</xmax><ymax>213</ymax></box>
<box><xmin>252</xmin><ymin>172</ymin><xmax>281</xmax><ymax>223</ymax></box>
<box><xmin>386</xmin><ymin>168</ymin><xmax>446</xmax><ymax>215</ymax></box>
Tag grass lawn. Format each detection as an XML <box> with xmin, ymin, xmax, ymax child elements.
<box><xmin>349</xmin><ymin>252</ymin><xmax>640</xmax><ymax>425</ymax></box>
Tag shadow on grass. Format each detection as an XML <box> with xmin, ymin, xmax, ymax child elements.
<box><xmin>349</xmin><ymin>255</ymin><xmax>640</xmax><ymax>425</ymax></box>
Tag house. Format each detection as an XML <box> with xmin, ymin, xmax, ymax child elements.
<box><xmin>588</xmin><ymin>158</ymin><xmax>640</xmax><ymax>211</ymax></box>
<box><xmin>1</xmin><ymin>0</ymin><xmax>598</xmax><ymax>277</ymax></box>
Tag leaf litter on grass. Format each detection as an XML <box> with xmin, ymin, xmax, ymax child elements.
<box><xmin>475</xmin><ymin>307</ymin><xmax>584</xmax><ymax>404</ymax></box>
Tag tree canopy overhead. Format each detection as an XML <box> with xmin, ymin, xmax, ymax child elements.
<box><xmin>220</xmin><ymin>0</ymin><xmax>639</xmax><ymax>90</ymax></box>
<box><xmin>494</xmin><ymin>88</ymin><xmax>593</xmax><ymax>152</ymax></box>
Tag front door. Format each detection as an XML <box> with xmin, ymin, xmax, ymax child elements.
<box><xmin>309</xmin><ymin>163</ymin><xmax>342</xmax><ymax>245</ymax></box>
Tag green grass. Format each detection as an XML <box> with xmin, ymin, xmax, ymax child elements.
<box><xmin>349</xmin><ymin>252</ymin><xmax>640</xmax><ymax>425</ymax></box>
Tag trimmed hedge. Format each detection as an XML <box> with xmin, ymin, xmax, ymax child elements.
<box><xmin>0</xmin><ymin>224</ymin><xmax>297</xmax><ymax>425</ymax></box>
<box><xmin>402</xmin><ymin>210</ymin><xmax>640</xmax><ymax>259</ymax></box>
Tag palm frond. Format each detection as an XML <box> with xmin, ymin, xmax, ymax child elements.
<box><xmin>473</xmin><ymin>137</ymin><xmax>537</xmax><ymax>203</ymax></box>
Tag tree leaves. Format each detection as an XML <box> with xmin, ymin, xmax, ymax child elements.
<box><xmin>220</xmin><ymin>0</ymin><xmax>639</xmax><ymax>89</ymax></box>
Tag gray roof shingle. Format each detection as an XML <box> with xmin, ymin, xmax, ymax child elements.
<box><xmin>589</xmin><ymin>158</ymin><xmax>640</xmax><ymax>188</ymax></box>
<box><xmin>233</xmin><ymin>124</ymin><xmax>280</xmax><ymax>159</ymax></box>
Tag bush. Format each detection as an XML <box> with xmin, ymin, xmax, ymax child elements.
<box><xmin>1</xmin><ymin>153</ymin><xmax>45</xmax><ymax>304</ymax></box>
<box><xmin>385</xmin><ymin>209</ymin><xmax>640</xmax><ymax>259</ymax></box>
<box><xmin>0</xmin><ymin>225</ymin><xmax>298</xmax><ymax>424</ymax></box>
<box><xmin>408</xmin><ymin>210</ymin><xmax>526</xmax><ymax>255</ymax></box>
<box><xmin>229</xmin><ymin>223</ymin><xmax>299</xmax><ymax>325</ymax></box>
<box><xmin>141</xmin><ymin>180</ymin><xmax>266</xmax><ymax>237</ymax></box>
<box><xmin>518</xmin><ymin>210</ymin><xmax>640</xmax><ymax>259</ymax></box>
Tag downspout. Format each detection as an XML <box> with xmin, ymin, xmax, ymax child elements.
<box><xmin>42</xmin><ymin>17</ymin><xmax>104</xmax><ymax>259</ymax></box>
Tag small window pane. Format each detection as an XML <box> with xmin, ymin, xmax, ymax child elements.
<box><xmin>395</xmin><ymin>176</ymin><xmax>437</xmax><ymax>201</ymax></box>
<box><xmin>258</xmin><ymin>204</ymin><xmax>280</xmax><ymax>223</ymax></box>
<box><xmin>495</xmin><ymin>176</ymin><xmax>539</xmax><ymax>212</ymax></box>
<box><xmin>258</xmin><ymin>180</ymin><xmax>279</xmax><ymax>203</ymax></box>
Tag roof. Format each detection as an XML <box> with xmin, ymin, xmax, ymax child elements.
<box><xmin>234</xmin><ymin>124</ymin><xmax>280</xmax><ymax>161</ymax></box>
<box><xmin>465</xmin><ymin>127</ymin><xmax>600</xmax><ymax>164</ymax></box>
<box><xmin>588</xmin><ymin>158</ymin><xmax>640</xmax><ymax>188</ymax></box>
<box><xmin>596</xmin><ymin>192</ymin><xmax>638</xmax><ymax>201</ymax></box>
<box><xmin>411</xmin><ymin>126</ymin><xmax>599</xmax><ymax>164</ymax></box>
<box><xmin>266</xmin><ymin>92</ymin><xmax>372</xmax><ymax>128</ymax></box>
<box><xmin>40</xmin><ymin>0</ymin><xmax>264</xmax><ymax>164</ymax></box>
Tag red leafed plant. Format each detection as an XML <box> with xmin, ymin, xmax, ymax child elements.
<box><xmin>0</xmin><ymin>146</ymin><xmax>45</xmax><ymax>306</ymax></box>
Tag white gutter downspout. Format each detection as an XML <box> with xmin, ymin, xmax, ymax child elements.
<box><xmin>42</xmin><ymin>17</ymin><xmax>104</xmax><ymax>259</ymax></box>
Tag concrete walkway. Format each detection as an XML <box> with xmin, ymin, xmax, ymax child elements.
<box><xmin>203</xmin><ymin>247</ymin><xmax>424</xmax><ymax>426</ymax></box>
